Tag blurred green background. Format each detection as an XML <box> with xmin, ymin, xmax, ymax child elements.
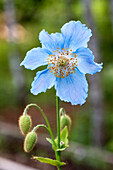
<box><xmin>0</xmin><ymin>0</ymin><xmax>113</xmax><ymax>169</ymax></box>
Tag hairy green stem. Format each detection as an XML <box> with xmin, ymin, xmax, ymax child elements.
<box><xmin>23</xmin><ymin>104</ymin><xmax>56</xmax><ymax>149</ymax></box>
<box><xmin>32</xmin><ymin>124</ymin><xmax>49</xmax><ymax>133</ymax></box>
<box><xmin>23</xmin><ymin>103</ymin><xmax>62</xmax><ymax>168</ymax></box>
<box><xmin>56</xmin><ymin>96</ymin><xmax>62</xmax><ymax>170</ymax></box>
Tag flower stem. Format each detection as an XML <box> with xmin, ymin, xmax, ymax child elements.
<box><xmin>32</xmin><ymin>124</ymin><xmax>49</xmax><ymax>133</ymax></box>
<box><xmin>23</xmin><ymin>103</ymin><xmax>62</xmax><ymax>169</ymax></box>
<box><xmin>23</xmin><ymin>104</ymin><xmax>56</xmax><ymax>148</ymax></box>
<box><xmin>56</xmin><ymin>96</ymin><xmax>62</xmax><ymax>170</ymax></box>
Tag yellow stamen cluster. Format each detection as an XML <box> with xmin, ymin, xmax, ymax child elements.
<box><xmin>47</xmin><ymin>48</ymin><xmax>78</xmax><ymax>78</ymax></box>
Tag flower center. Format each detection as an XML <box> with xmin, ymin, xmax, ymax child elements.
<box><xmin>57</xmin><ymin>56</ymin><xmax>68</xmax><ymax>67</ymax></box>
<box><xmin>47</xmin><ymin>48</ymin><xmax>78</xmax><ymax>78</ymax></box>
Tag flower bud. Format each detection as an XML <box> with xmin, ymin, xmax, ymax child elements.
<box><xmin>24</xmin><ymin>131</ymin><xmax>37</xmax><ymax>152</ymax></box>
<box><xmin>19</xmin><ymin>115</ymin><xmax>32</xmax><ymax>136</ymax></box>
<box><xmin>60</xmin><ymin>114</ymin><xmax>72</xmax><ymax>130</ymax></box>
<box><xmin>59</xmin><ymin>108</ymin><xmax>66</xmax><ymax>115</ymax></box>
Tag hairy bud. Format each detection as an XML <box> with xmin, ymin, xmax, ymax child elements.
<box><xmin>59</xmin><ymin>108</ymin><xmax>65</xmax><ymax>115</ymax></box>
<box><xmin>19</xmin><ymin>115</ymin><xmax>32</xmax><ymax>136</ymax></box>
<box><xmin>24</xmin><ymin>131</ymin><xmax>37</xmax><ymax>152</ymax></box>
<box><xmin>60</xmin><ymin>114</ymin><xmax>72</xmax><ymax>130</ymax></box>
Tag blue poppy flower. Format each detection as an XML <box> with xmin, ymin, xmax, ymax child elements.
<box><xmin>20</xmin><ymin>21</ymin><xmax>102</xmax><ymax>105</ymax></box>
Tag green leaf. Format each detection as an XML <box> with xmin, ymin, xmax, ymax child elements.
<box><xmin>60</xmin><ymin>126</ymin><xmax>68</xmax><ymax>145</ymax></box>
<box><xmin>46</xmin><ymin>137</ymin><xmax>53</xmax><ymax>145</ymax></box>
<box><xmin>32</xmin><ymin>156</ymin><xmax>66</xmax><ymax>167</ymax></box>
<box><xmin>55</xmin><ymin>127</ymin><xmax>69</xmax><ymax>152</ymax></box>
<box><xmin>46</xmin><ymin>138</ymin><xmax>57</xmax><ymax>151</ymax></box>
<box><xmin>56</xmin><ymin>145</ymin><xmax>69</xmax><ymax>151</ymax></box>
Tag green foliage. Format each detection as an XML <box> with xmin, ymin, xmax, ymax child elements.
<box><xmin>46</xmin><ymin>126</ymin><xmax>69</xmax><ymax>152</ymax></box>
<box><xmin>60</xmin><ymin>126</ymin><xmax>69</xmax><ymax>146</ymax></box>
<box><xmin>69</xmin><ymin>109</ymin><xmax>91</xmax><ymax>144</ymax></box>
<box><xmin>55</xmin><ymin>126</ymin><xmax>69</xmax><ymax>151</ymax></box>
<box><xmin>33</xmin><ymin>156</ymin><xmax>66</xmax><ymax>167</ymax></box>
<box><xmin>102</xmin><ymin>64</ymin><xmax>113</xmax><ymax>107</ymax></box>
<box><xmin>15</xmin><ymin>0</ymin><xmax>42</xmax><ymax>22</ymax></box>
<box><xmin>46</xmin><ymin>137</ymin><xmax>53</xmax><ymax>145</ymax></box>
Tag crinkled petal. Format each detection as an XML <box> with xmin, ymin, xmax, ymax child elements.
<box><xmin>76</xmin><ymin>47</ymin><xmax>103</xmax><ymax>75</ymax></box>
<box><xmin>39</xmin><ymin>30</ymin><xmax>64</xmax><ymax>52</ymax></box>
<box><xmin>20</xmin><ymin>47</ymin><xmax>51</xmax><ymax>70</ymax></box>
<box><xmin>61</xmin><ymin>21</ymin><xmax>92</xmax><ymax>51</ymax></box>
<box><xmin>55</xmin><ymin>69</ymin><xmax>88</xmax><ymax>105</ymax></box>
<box><xmin>31</xmin><ymin>68</ymin><xmax>56</xmax><ymax>95</ymax></box>
<box><xmin>50</xmin><ymin>32</ymin><xmax>64</xmax><ymax>49</ymax></box>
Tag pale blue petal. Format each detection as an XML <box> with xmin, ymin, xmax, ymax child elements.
<box><xmin>31</xmin><ymin>68</ymin><xmax>56</xmax><ymax>95</ymax></box>
<box><xmin>20</xmin><ymin>47</ymin><xmax>51</xmax><ymax>70</ymax></box>
<box><xmin>55</xmin><ymin>69</ymin><xmax>88</xmax><ymax>105</ymax></box>
<box><xmin>39</xmin><ymin>30</ymin><xmax>64</xmax><ymax>52</ymax></box>
<box><xmin>50</xmin><ymin>32</ymin><xmax>64</xmax><ymax>50</ymax></box>
<box><xmin>61</xmin><ymin>21</ymin><xmax>92</xmax><ymax>51</ymax></box>
<box><xmin>76</xmin><ymin>47</ymin><xmax>103</xmax><ymax>75</ymax></box>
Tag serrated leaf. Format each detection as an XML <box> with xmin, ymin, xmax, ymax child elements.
<box><xmin>33</xmin><ymin>156</ymin><xmax>66</xmax><ymax>167</ymax></box>
<box><xmin>46</xmin><ymin>137</ymin><xmax>53</xmax><ymax>145</ymax></box>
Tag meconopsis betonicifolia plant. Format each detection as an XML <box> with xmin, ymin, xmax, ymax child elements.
<box><xmin>18</xmin><ymin>21</ymin><xmax>102</xmax><ymax>170</ymax></box>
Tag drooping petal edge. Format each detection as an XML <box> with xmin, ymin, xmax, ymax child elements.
<box><xmin>76</xmin><ymin>47</ymin><xmax>103</xmax><ymax>75</ymax></box>
<box><xmin>31</xmin><ymin>68</ymin><xmax>56</xmax><ymax>95</ymax></box>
